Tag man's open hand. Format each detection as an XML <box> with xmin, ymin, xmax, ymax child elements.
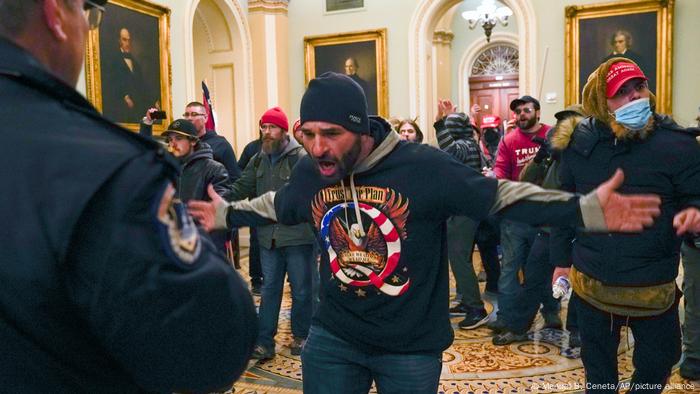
<box><xmin>596</xmin><ymin>169</ymin><xmax>661</xmax><ymax>232</ymax></box>
<box><xmin>188</xmin><ymin>184</ymin><xmax>225</xmax><ymax>232</ymax></box>
<box><xmin>673</xmin><ymin>207</ymin><xmax>700</xmax><ymax>236</ymax></box>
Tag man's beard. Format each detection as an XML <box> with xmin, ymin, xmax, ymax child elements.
<box><xmin>518</xmin><ymin>116</ymin><xmax>537</xmax><ymax>131</ymax></box>
<box><xmin>262</xmin><ymin>138</ymin><xmax>284</xmax><ymax>155</ymax></box>
<box><xmin>314</xmin><ymin>135</ymin><xmax>362</xmax><ymax>183</ymax></box>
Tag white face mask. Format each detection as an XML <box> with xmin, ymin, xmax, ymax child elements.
<box><xmin>612</xmin><ymin>98</ymin><xmax>652</xmax><ymax>130</ymax></box>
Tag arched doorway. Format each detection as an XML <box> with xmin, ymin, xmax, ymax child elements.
<box><xmin>468</xmin><ymin>43</ymin><xmax>519</xmax><ymax>127</ymax></box>
<box><xmin>408</xmin><ymin>0</ymin><xmax>536</xmax><ymax>135</ymax></box>
<box><xmin>185</xmin><ymin>0</ymin><xmax>254</xmax><ymax>154</ymax></box>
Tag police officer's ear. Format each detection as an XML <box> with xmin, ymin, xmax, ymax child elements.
<box><xmin>42</xmin><ymin>0</ymin><xmax>73</xmax><ymax>42</ymax></box>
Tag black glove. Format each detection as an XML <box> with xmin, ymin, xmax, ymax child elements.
<box><xmin>532</xmin><ymin>137</ymin><xmax>551</xmax><ymax>164</ymax></box>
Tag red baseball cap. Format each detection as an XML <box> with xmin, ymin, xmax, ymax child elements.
<box><xmin>605</xmin><ymin>62</ymin><xmax>647</xmax><ymax>98</ymax></box>
<box><xmin>481</xmin><ymin>115</ymin><xmax>501</xmax><ymax>128</ymax></box>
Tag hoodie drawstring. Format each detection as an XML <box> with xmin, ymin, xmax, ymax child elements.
<box><xmin>349</xmin><ymin>174</ymin><xmax>365</xmax><ymax>237</ymax></box>
<box><xmin>339</xmin><ymin>175</ymin><xmax>366</xmax><ymax>239</ymax></box>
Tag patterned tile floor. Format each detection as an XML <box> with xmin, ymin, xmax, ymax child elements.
<box><xmin>224</xmin><ymin>251</ymin><xmax>700</xmax><ymax>394</ymax></box>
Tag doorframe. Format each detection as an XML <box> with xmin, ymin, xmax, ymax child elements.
<box><xmin>408</xmin><ymin>0</ymin><xmax>536</xmax><ymax>134</ymax></box>
<box><xmin>183</xmin><ymin>0</ymin><xmax>255</xmax><ymax>146</ymax></box>
<box><xmin>458</xmin><ymin>33</ymin><xmax>519</xmax><ymax>113</ymax></box>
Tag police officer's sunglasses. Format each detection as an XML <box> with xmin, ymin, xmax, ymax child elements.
<box><xmin>84</xmin><ymin>0</ymin><xmax>105</xmax><ymax>30</ymax></box>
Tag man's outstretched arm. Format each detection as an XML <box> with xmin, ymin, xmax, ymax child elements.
<box><xmin>494</xmin><ymin>169</ymin><xmax>661</xmax><ymax>232</ymax></box>
<box><xmin>189</xmin><ymin>184</ymin><xmax>276</xmax><ymax>231</ymax></box>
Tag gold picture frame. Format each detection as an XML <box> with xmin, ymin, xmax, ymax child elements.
<box><xmin>304</xmin><ymin>29</ymin><xmax>388</xmax><ymax>117</ymax></box>
<box><xmin>85</xmin><ymin>0</ymin><xmax>172</xmax><ymax>133</ymax></box>
<box><xmin>565</xmin><ymin>0</ymin><xmax>673</xmax><ymax>114</ymax></box>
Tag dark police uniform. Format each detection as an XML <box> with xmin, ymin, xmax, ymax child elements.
<box><xmin>0</xmin><ymin>38</ymin><xmax>257</xmax><ymax>393</ymax></box>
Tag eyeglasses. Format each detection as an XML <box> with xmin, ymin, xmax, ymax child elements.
<box><xmin>182</xmin><ymin>112</ymin><xmax>206</xmax><ymax>118</ymax></box>
<box><xmin>83</xmin><ymin>0</ymin><xmax>105</xmax><ymax>30</ymax></box>
<box><xmin>514</xmin><ymin>107</ymin><xmax>535</xmax><ymax>115</ymax></box>
<box><xmin>613</xmin><ymin>80</ymin><xmax>648</xmax><ymax>98</ymax></box>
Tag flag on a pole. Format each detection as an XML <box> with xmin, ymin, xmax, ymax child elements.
<box><xmin>202</xmin><ymin>81</ymin><xmax>216</xmax><ymax>131</ymax></box>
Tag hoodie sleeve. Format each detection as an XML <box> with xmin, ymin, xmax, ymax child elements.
<box><xmin>223</xmin><ymin>156</ymin><xmax>258</xmax><ymax>202</ymax></box>
<box><xmin>274</xmin><ymin>156</ymin><xmax>317</xmax><ymax>226</ymax></box>
<box><xmin>222</xmin><ymin>155</ymin><xmax>317</xmax><ymax>229</ymax></box>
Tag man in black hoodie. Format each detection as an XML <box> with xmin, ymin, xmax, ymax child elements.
<box><xmin>190</xmin><ymin>72</ymin><xmax>670</xmax><ymax>393</ymax></box>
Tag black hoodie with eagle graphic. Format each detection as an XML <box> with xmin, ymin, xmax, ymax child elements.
<box><xmin>224</xmin><ymin>118</ymin><xmax>604</xmax><ymax>354</ymax></box>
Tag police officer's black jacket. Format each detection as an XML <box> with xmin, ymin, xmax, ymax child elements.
<box><xmin>0</xmin><ymin>38</ymin><xmax>257</xmax><ymax>393</ymax></box>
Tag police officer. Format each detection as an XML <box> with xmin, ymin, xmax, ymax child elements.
<box><xmin>0</xmin><ymin>1</ymin><xmax>256</xmax><ymax>392</ymax></box>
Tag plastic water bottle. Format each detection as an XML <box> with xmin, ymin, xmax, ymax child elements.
<box><xmin>552</xmin><ymin>276</ymin><xmax>571</xmax><ymax>300</ymax></box>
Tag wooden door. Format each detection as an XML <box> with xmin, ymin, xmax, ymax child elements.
<box><xmin>469</xmin><ymin>74</ymin><xmax>519</xmax><ymax>128</ymax></box>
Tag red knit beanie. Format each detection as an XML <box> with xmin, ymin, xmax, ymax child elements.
<box><xmin>260</xmin><ymin>106</ymin><xmax>288</xmax><ymax>131</ymax></box>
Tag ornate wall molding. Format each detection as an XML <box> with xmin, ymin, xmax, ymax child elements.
<box><xmin>248</xmin><ymin>0</ymin><xmax>288</xmax><ymax>15</ymax></box>
<box><xmin>432</xmin><ymin>29</ymin><xmax>455</xmax><ymax>45</ymax></box>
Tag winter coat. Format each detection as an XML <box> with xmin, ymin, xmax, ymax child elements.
<box><xmin>550</xmin><ymin>114</ymin><xmax>700</xmax><ymax>286</ymax></box>
<box><xmin>177</xmin><ymin>142</ymin><xmax>230</xmax><ymax>203</ymax></box>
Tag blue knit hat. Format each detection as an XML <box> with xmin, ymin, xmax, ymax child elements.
<box><xmin>300</xmin><ymin>72</ymin><xmax>369</xmax><ymax>134</ymax></box>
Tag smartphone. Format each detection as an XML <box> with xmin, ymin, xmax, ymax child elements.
<box><xmin>151</xmin><ymin>110</ymin><xmax>167</xmax><ymax>120</ymax></box>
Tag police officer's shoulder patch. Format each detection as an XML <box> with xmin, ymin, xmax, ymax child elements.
<box><xmin>155</xmin><ymin>183</ymin><xmax>202</xmax><ymax>266</ymax></box>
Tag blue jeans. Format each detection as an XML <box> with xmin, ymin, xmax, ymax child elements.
<box><xmin>505</xmin><ymin>232</ymin><xmax>560</xmax><ymax>333</ymax></box>
<box><xmin>498</xmin><ymin>220</ymin><xmax>558</xmax><ymax>321</ymax></box>
<box><xmin>258</xmin><ymin>244</ymin><xmax>314</xmax><ymax>349</ymax></box>
<box><xmin>301</xmin><ymin>325</ymin><xmax>442</xmax><ymax>394</ymax></box>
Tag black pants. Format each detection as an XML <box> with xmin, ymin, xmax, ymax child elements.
<box><xmin>249</xmin><ymin>227</ymin><xmax>262</xmax><ymax>285</ymax></box>
<box><xmin>575</xmin><ymin>293</ymin><xmax>681</xmax><ymax>393</ymax></box>
<box><xmin>475</xmin><ymin>218</ymin><xmax>500</xmax><ymax>292</ymax></box>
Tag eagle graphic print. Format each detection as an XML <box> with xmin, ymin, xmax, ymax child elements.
<box><xmin>312</xmin><ymin>185</ymin><xmax>410</xmax><ymax>297</ymax></box>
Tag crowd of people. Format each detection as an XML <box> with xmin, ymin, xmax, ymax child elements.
<box><xmin>2</xmin><ymin>1</ymin><xmax>700</xmax><ymax>393</ymax></box>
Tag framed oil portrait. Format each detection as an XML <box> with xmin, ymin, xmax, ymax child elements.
<box><xmin>565</xmin><ymin>0</ymin><xmax>674</xmax><ymax>114</ymax></box>
<box><xmin>85</xmin><ymin>0</ymin><xmax>172</xmax><ymax>133</ymax></box>
<box><xmin>325</xmin><ymin>0</ymin><xmax>365</xmax><ymax>14</ymax></box>
<box><xmin>304</xmin><ymin>29</ymin><xmax>388</xmax><ymax>117</ymax></box>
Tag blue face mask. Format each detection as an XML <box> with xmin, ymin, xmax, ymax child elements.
<box><xmin>613</xmin><ymin>98</ymin><xmax>651</xmax><ymax>130</ymax></box>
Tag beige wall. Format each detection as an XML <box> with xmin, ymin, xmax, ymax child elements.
<box><xmin>287</xmin><ymin>0</ymin><xmax>699</xmax><ymax>127</ymax></box>
<box><xmin>78</xmin><ymin>0</ymin><xmax>700</xmax><ymax>137</ymax></box>
<box><xmin>287</xmin><ymin>0</ymin><xmax>421</xmax><ymax>122</ymax></box>
<box><xmin>533</xmin><ymin>0</ymin><xmax>699</xmax><ymax>126</ymax></box>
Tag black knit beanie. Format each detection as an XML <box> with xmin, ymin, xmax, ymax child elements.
<box><xmin>300</xmin><ymin>72</ymin><xmax>370</xmax><ymax>134</ymax></box>
<box><xmin>444</xmin><ymin>112</ymin><xmax>474</xmax><ymax>137</ymax></box>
